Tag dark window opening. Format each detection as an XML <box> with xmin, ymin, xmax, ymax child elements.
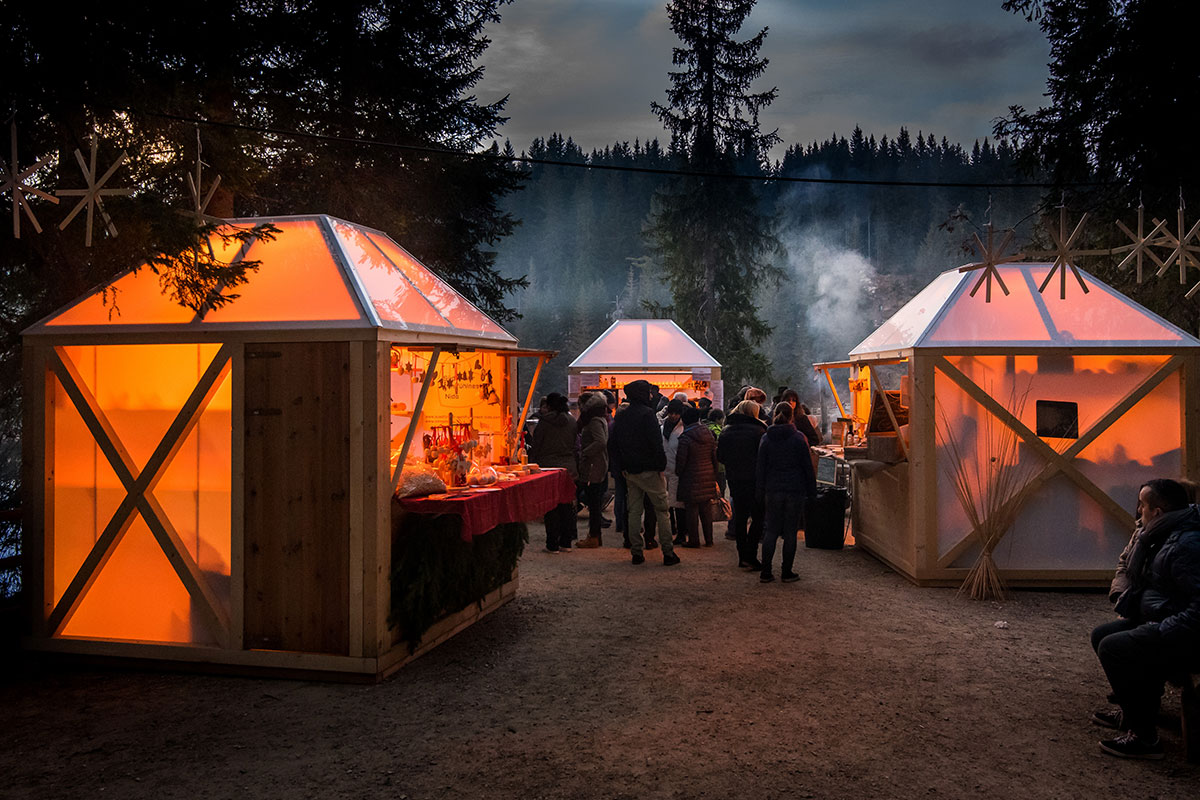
<box><xmin>1036</xmin><ymin>399</ymin><xmax>1079</xmax><ymax>439</ymax></box>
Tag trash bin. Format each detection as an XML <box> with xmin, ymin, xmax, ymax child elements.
<box><xmin>804</xmin><ymin>486</ymin><xmax>849</xmax><ymax>549</ymax></box>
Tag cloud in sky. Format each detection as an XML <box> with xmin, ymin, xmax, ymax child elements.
<box><xmin>476</xmin><ymin>0</ymin><xmax>1050</xmax><ymax>157</ymax></box>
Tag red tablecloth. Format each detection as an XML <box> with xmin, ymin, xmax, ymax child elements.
<box><xmin>397</xmin><ymin>469</ymin><xmax>576</xmax><ymax>540</ymax></box>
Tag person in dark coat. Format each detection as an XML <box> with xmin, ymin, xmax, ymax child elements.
<box><xmin>575</xmin><ymin>392</ymin><xmax>609</xmax><ymax>548</ymax></box>
<box><xmin>755</xmin><ymin>402</ymin><xmax>817</xmax><ymax>583</ymax></box>
<box><xmin>529</xmin><ymin>392</ymin><xmax>578</xmax><ymax>552</ymax></box>
<box><xmin>1090</xmin><ymin>478</ymin><xmax>1200</xmax><ymax>759</ymax></box>
<box><xmin>675</xmin><ymin>405</ymin><xmax>719</xmax><ymax>547</ymax></box>
<box><xmin>718</xmin><ymin>399</ymin><xmax>768</xmax><ymax>570</ymax></box>
<box><xmin>779</xmin><ymin>388</ymin><xmax>821</xmax><ymax>447</ymax></box>
<box><xmin>608</xmin><ymin>380</ymin><xmax>680</xmax><ymax>566</ymax></box>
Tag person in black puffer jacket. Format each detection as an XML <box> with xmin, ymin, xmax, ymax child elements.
<box><xmin>675</xmin><ymin>405</ymin><xmax>719</xmax><ymax>547</ymax></box>
<box><xmin>608</xmin><ymin>380</ymin><xmax>681</xmax><ymax>566</ymax></box>
<box><xmin>1089</xmin><ymin>478</ymin><xmax>1200</xmax><ymax>759</ymax></box>
<box><xmin>755</xmin><ymin>402</ymin><xmax>816</xmax><ymax>583</ymax></box>
<box><xmin>718</xmin><ymin>400</ymin><xmax>768</xmax><ymax>570</ymax></box>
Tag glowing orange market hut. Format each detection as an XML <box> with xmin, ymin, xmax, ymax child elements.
<box><xmin>567</xmin><ymin>319</ymin><xmax>722</xmax><ymax>405</ymax></box>
<box><xmin>817</xmin><ymin>262</ymin><xmax>1200</xmax><ymax>587</ymax></box>
<box><xmin>21</xmin><ymin>214</ymin><xmax>554</xmax><ymax>678</ymax></box>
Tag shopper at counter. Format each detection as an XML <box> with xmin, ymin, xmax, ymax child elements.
<box><xmin>529</xmin><ymin>392</ymin><xmax>578</xmax><ymax>552</ymax></box>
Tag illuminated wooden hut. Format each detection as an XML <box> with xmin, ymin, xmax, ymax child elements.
<box><xmin>829</xmin><ymin>263</ymin><xmax>1200</xmax><ymax>587</ymax></box>
<box><xmin>567</xmin><ymin>319</ymin><xmax>722</xmax><ymax>406</ymax></box>
<box><xmin>21</xmin><ymin>214</ymin><xmax>550</xmax><ymax>678</ymax></box>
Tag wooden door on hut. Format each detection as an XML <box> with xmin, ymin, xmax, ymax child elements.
<box><xmin>243</xmin><ymin>341</ymin><xmax>351</xmax><ymax>654</ymax></box>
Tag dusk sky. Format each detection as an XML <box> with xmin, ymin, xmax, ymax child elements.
<box><xmin>477</xmin><ymin>0</ymin><xmax>1052</xmax><ymax>159</ymax></box>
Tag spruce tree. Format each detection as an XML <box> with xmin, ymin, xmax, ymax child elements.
<box><xmin>643</xmin><ymin>0</ymin><xmax>782</xmax><ymax>384</ymax></box>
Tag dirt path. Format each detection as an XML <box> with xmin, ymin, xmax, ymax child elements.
<box><xmin>2</xmin><ymin>522</ymin><xmax>1197</xmax><ymax>799</ymax></box>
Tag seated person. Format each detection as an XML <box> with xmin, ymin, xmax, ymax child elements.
<box><xmin>1090</xmin><ymin>478</ymin><xmax>1200</xmax><ymax>759</ymax></box>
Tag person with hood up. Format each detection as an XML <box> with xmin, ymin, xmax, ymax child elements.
<box><xmin>575</xmin><ymin>392</ymin><xmax>609</xmax><ymax>548</ymax></box>
<box><xmin>675</xmin><ymin>405</ymin><xmax>720</xmax><ymax>547</ymax></box>
<box><xmin>755</xmin><ymin>402</ymin><xmax>817</xmax><ymax>583</ymax></box>
<box><xmin>718</xmin><ymin>399</ymin><xmax>768</xmax><ymax>570</ymax></box>
<box><xmin>608</xmin><ymin>380</ymin><xmax>681</xmax><ymax>566</ymax></box>
<box><xmin>529</xmin><ymin>392</ymin><xmax>578</xmax><ymax>552</ymax></box>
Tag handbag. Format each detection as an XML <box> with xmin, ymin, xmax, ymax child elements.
<box><xmin>713</xmin><ymin>493</ymin><xmax>732</xmax><ymax>522</ymax></box>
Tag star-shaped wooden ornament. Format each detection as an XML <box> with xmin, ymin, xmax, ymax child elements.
<box><xmin>1114</xmin><ymin>204</ymin><xmax>1169</xmax><ymax>284</ymax></box>
<box><xmin>957</xmin><ymin>224</ymin><xmax>1023</xmax><ymax>302</ymax></box>
<box><xmin>56</xmin><ymin>137</ymin><xmax>133</xmax><ymax>246</ymax></box>
<box><xmin>1029</xmin><ymin>207</ymin><xmax>1092</xmax><ymax>300</ymax></box>
<box><xmin>0</xmin><ymin>121</ymin><xmax>59</xmax><ymax>238</ymax></box>
<box><xmin>1151</xmin><ymin>206</ymin><xmax>1200</xmax><ymax>297</ymax></box>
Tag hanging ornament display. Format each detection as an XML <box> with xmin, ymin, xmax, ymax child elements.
<box><xmin>185</xmin><ymin>126</ymin><xmax>223</xmax><ymax>226</ymax></box>
<box><xmin>56</xmin><ymin>136</ymin><xmax>132</xmax><ymax>246</ymax></box>
<box><xmin>1</xmin><ymin>121</ymin><xmax>59</xmax><ymax>238</ymax></box>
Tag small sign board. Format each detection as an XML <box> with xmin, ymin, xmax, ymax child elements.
<box><xmin>816</xmin><ymin>456</ymin><xmax>838</xmax><ymax>485</ymax></box>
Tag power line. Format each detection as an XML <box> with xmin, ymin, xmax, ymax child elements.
<box><xmin>118</xmin><ymin>106</ymin><xmax>1104</xmax><ymax>190</ymax></box>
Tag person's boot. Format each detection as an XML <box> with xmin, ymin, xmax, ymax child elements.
<box><xmin>576</xmin><ymin>535</ymin><xmax>601</xmax><ymax>548</ymax></box>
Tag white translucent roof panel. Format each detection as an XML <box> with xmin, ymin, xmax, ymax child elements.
<box><xmin>203</xmin><ymin>219</ymin><xmax>362</xmax><ymax>323</ymax></box>
<box><xmin>363</xmin><ymin>231</ymin><xmax>513</xmax><ymax>340</ymax></box>
<box><xmin>849</xmin><ymin>269</ymin><xmax>962</xmax><ymax>355</ymax></box>
<box><xmin>926</xmin><ymin>263</ymin><xmax>1192</xmax><ymax>347</ymax></box>
<box><xmin>570</xmin><ymin>319</ymin><xmax>720</xmax><ymax>368</ymax></box>
<box><xmin>28</xmin><ymin>215</ymin><xmax>518</xmax><ymax>344</ymax></box>
<box><xmin>851</xmin><ymin>263</ymin><xmax>1198</xmax><ymax>357</ymax></box>
<box><xmin>330</xmin><ymin>220</ymin><xmax>451</xmax><ymax>330</ymax></box>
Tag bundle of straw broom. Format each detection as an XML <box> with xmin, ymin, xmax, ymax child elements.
<box><xmin>937</xmin><ymin>386</ymin><xmax>1038</xmax><ymax>601</ymax></box>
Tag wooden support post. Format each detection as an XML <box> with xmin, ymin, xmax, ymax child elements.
<box><xmin>230</xmin><ymin>344</ymin><xmax>245</xmax><ymax>650</ymax></box>
<box><xmin>22</xmin><ymin>344</ymin><xmax>52</xmax><ymax>637</ymax></box>
<box><xmin>515</xmin><ymin>356</ymin><xmax>545</xmax><ymax>447</ymax></box>
<box><xmin>348</xmin><ymin>342</ymin><xmax>365</xmax><ymax>657</ymax></box>
<box><xmin>391</xmin><ymin>346</ymin><xmax>441</xmax><ymax>491</ymax></box>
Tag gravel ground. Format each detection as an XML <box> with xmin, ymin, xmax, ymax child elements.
<box><xmin>1</xmin><ymin>519</ymin><xmax>1197</xmax><ymax>799</ymax></box>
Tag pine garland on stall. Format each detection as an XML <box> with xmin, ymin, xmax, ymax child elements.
<box><xmin>389</xmin><ymin>511</ymin><xmax>527</xmax><ymax>651</ymax></box>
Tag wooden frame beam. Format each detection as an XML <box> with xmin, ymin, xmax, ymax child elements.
<box><xmin>933</xmin><ymin>354</ymin><xmax>1179</xmax><ymax>568</ymax></box>
<box><xmin>45</xmin><ymin>344</ymin><xmax>233</xmax><ymax>642</ymax></box>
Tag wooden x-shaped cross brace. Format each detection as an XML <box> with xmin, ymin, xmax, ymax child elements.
<box><xmin>933</xmin><ymin>355</ymin><xmax>1178</xmax><ymax>569</ymax></box>
<box><xmin>45</xmin><ymin>345</ymin><xmax>233</xmax><ymax>644</ymax></box>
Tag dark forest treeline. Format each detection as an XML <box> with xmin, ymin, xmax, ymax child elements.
<box><xmin>495</xmin><ymin>127</ymin><xmax>1043</xmax><ymax>399</ymax></box>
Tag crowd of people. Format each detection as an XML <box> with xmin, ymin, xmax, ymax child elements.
<box><xmin>527</xmin><ymin>381</ymin><xmax>819</xmax><ymax>581</ymax></box>
<box><xmin>527</xmin><ymin>381</ymin><xmax>1200</xmax><ymax>763</ymax></box>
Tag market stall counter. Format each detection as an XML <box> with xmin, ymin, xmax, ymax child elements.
<box><xmin>388</xmin><ymin>468</ymin><xmax>575</xmax><ymax>667</ymax></box>
<box><xmin>396</xmin><ymin>469</ymin><xmax>575</xmax><ymax>540</ymax></box>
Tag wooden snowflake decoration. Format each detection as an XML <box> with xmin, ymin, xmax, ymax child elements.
<box><xmin>185</xmin><ymin>127</ymin><xmax>223</xmax><ymax>226</ymax></box>
<box><xmin>1114</xmin><ymin>204</ymin><xmax>1169</xmax><ymax>284</ymax></box>
<box><xmin>1152</xmin><ymin>206</ymin><xmax>1200</xmax><ymax>296</ymax></box>
<box><xmin>0</xmin><ymin>121</ymin><xmax>59</xmax><ymax>238</ymax></box>
<box><xmin>957</xmin><ymin>223</ymin><xmax>1023</xmax><ymax>302</ymax></box>
<box><xmin>1023</xmin><ymin>207</ymin><xmax>1095</xmax><ymax>299</ymax></box>
<box><xmin>56</xmin><ymin>137</ymin><xmax>132</xmax><ymax>246</ymax></box>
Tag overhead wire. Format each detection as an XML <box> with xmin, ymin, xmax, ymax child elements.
<box><xmin>114</xmin><ymin>106</ymin><xmax>1108</xmax><ymax>191</ymax></box>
